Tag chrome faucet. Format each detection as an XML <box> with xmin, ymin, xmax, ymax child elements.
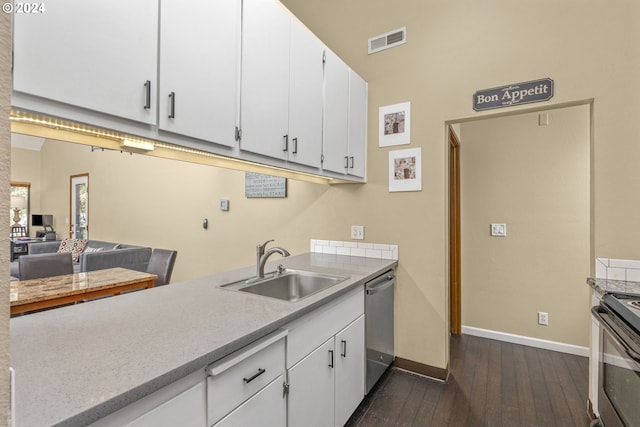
<box><xmin>255</xmin><ymin>240</ymin><xmax>290</xmax><ymax>279</ymax></box>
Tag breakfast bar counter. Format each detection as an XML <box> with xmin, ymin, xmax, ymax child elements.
<box><xmin>11</xmin><ymin>267</ymin><xmax>157</xmax><ymax>315</ymax></box>
<box><xmin>10</xmin><ymin>253</ymin><xmax>398</xmax><ymax>426</ymax></box>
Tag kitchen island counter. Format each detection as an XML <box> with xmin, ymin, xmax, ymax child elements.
<box><xmin>10</xmin><ymin>253</ymin><xmax>397</xmax><ymax>426</ymax></box>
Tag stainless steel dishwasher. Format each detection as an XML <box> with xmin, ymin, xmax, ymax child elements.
<box><xmin>365</xmin><ymin>269</ymin><xmax>395</xmax><ymax>393</ymax></box>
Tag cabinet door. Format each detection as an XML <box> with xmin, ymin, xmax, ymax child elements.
<box><xmin>213</xmin><ymin>376</ymin><xmax>285</xmax><ymax>427</ymax></box>
<box><xmin>347</xmin><ymin>71</ymin><xmax>368</xmax><ymax>178</ymax></box>
<box><xmin>287</xmin><ymin>19</ymin><xmax>324</xmax><ymax>168</ymax></box>
<box><xmin>240</xmin><ymin>0</ymin><xmax>291</xmax><ymax>160</ymax></box>
<box><xmin>126</xmin><ymin>381</ymin><xmax>206</xmax><ymax>427</ymax></box>
<box><xmin>159</xmin><ymin>0</ymin><xmax>240</xmax><ymax>146</ymax></box>
<box><xmin>334</xmin><ymin>315</ymin><xmax>366</xmax><ymax>427</ymax></box>
<box><xmin>288</xmin><ymin>338</ymin><xmax>334</xmax><ymax>427</ymax></box>
<box><xmin>13</xmin><ymin>0</ymin><xmax>158</xmax><ymax>124</ymax></box>
<box><xmin>322</xmin><ymin>49</ymin><xmax>350</xmax><ymax>174</ymax></box>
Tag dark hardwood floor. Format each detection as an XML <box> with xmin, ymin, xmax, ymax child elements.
<box><xmin>347</xmin><ymin>334</ymin><xmax>591</xmax><ymax>427</ymax></box>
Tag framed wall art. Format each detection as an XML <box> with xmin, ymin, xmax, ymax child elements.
<box><xmin>379</xmin><ymin>101</ymin><xmax>411</xmax><ymax>147</ymax></box>
<box><xmin>389</xmin><ymin>147</ymin><xmax>422</xmax><ymax>192</ymax></box>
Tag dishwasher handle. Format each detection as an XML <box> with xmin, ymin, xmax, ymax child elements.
<box><xmin>366</xmin><ymin>272</ymin><xmax>395</xmax><ymax>295</ymax></box>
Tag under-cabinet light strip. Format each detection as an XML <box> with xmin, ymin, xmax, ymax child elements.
<box><xmin>9</xmin><ymin>109</ymin><xmax>334</xmax><ymax>184</ymax></box>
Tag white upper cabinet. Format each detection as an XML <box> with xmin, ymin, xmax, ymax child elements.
<box><xmin>158</xmin><ymin>0</ymin><xmax>240</xmax><ymax>147</ymax></box>
<box><xmin>322</xmin><ymin>49</ymin><xmax>350</xmax><ymax>174</ymax></box>
<box><xmin>322</xmin><ymin>56</ymin><xmax>368</xmax><ymax>179</ymax></box>
<box><xmin>241</xmin><ymin>0</ymin><xmax>324</xmax><ymax>167</ymax></box>
<box><xmin>12</xmin><ymin>0</ymin><xmax>367</xmax><ymax>181</ymax></box>
<box><xmin>13</xmin><ymin>0</ymin><xmax>159</xmax><ymax>125</ymax></box>
<box><xmin>240</xmin><ymin>0</ymin><xmax>291</xmax><ymax>161</ymax></box>
<box><xmin>347</xmin><ymin>70</ymin><xmax>368</xmax><ymax>178</ymax></box>
<box><xmin>287</xmin><ymin>19</ymin><xmax>324</xmax><ymax>168</ymax></box>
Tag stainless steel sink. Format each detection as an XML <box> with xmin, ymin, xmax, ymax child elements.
<box><xmin>221</xmin><ymin>269</ymin><xmax>348</xmax><ymax>302</ymax></box>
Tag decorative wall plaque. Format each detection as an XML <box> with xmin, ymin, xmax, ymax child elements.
<box><xmin>245</xmin><ymin>173</ymin><xmax>287</xmax><ymax>198</ymax></box>
<box><xmin>473</xmin><ymin>78</ymin><xmax>554</xmax><ymax>111</ymax></box>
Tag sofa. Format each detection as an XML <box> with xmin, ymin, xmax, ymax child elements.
<box><xmin>10</xmin><ymin>239</ymin><xmax>152</xmax><ymax>278</ymax></box>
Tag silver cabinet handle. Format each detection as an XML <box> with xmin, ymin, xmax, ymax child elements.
<box><xmin>344</xmin><ymin>156</ymin><xmax>349</xmax><ymax>168</ymax></box>
<box><xmin>349</xmin><ymin>156</ymin><xmax>354</xmax><ymax>168</ymax></box>
<box><xmin>168</xmin><ymin>91</ymin><xmax>176</xmax><ymax>119</ymax></box>
<box><xmin>292</xmin><ymin>137</ymin><xmax>298</xmax><ymax>154</ymax></box>
<box><xmin>143</xmin><ymin>80</ymin><xmax>151</xmax><ymax>110</ymax></box>
<box><xmin>341</xmin><ymin>340</ymin><xmax>347</xmax><ymax>357</ymax></box>
<box><xmin>282</xmin><ymin>135</ymin><xmax>289</xmax><ymax>152</ymax></box>
<box><xmin>328</xmin><ymin>349</ymin><xmax>334</xmax><ymax>368</ymax></box>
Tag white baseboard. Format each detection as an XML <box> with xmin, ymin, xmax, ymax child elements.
<box><xmin>461</xmin><ymin>326</ymin><xmax>590</xmax><ymax>357</ymax></box>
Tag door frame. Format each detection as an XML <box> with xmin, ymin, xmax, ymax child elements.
<box><xmin>69</xmin><ymin>173</ymin><xmax>89</xmax><ymax>239</ymax></box>
<box><xmin>447</xmin><ymin>100</ymin><xmax>594</xmax><ymax>340</ymax></box>
<box><xmin>449</xmin><ymin>127</ymin><xmax>461</xmax><ymax>335</ymax></box>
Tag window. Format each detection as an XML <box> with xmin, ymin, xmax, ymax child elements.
<box><xmin>10</xmin><ymin>182</ymin><xmax>30</xmax><ymax>234</ymax></box>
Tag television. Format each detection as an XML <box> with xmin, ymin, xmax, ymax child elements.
<box><xmin>32</xmin><ymin>214</ymin><xmax>53</xmax><ymax>227</ymax></box>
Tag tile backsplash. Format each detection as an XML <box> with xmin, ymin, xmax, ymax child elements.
<box><xmin>596</xmin><ymin>258</ymin><xmax>640</xmax><ymax>282</ymax></box>
<box><xmin>310</xmin><ymin>239</ymin><xmax>398</xmax><ymax>260</ymax></box>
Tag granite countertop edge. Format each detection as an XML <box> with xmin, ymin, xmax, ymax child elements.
<box><xmin>11</xmin><ymin>252</ymin><xmax>398</xmax><ymax>426</ymax></box>
<box><xmin>587</xmin><ymin>277</ymin><xmax>640</xmax><ymax>296</ymax></box>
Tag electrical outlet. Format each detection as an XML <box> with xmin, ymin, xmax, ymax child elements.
<box><xmin>538</xmin><ymin>311</ymin><xmax>549</xmax><ymax>326</ymax></box>
<box><xmin>351</xmin><ymin>225</ymin><xmax>364</xmax><ymax>240</ymax></box>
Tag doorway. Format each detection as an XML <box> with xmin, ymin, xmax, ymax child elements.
<box><xmin>448</xmin><ymin>103</ymin><xmax>591</xmax><ymax>345</ymax></box>
<box><xmin>70</xmin><ymin>173</ymin><xmax>89</xmax><ymax>239</ymax></box>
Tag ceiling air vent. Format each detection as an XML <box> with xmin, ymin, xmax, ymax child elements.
<box><xmin>368</xmin><ymin>27</ymin><xmax>407</xmax><ymax>54</ymax></box>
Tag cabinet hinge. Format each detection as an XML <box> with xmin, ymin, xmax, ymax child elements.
<box><xmin>283</xmin><ymin>382</ymin><xmax>290</xmax><ymax>398</ymax></box>
<box><xmin>322</xmin><ymin>52</ymin><xmax>326</xmax><ymax>64</ymax></box>
<box><xmin>321</xmin><ymin>154</ymin><xmax>325</xmax><ymax>163</ymax></box>
<box><xmin>235</xmin><ymin>126</ymin><xmax>241</xmax><ymax>142</ymax></box>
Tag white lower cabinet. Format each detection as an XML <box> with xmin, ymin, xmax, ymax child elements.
<box><xmin>213</xmin><ymin>375</ymin><xmax>286</xmax><ymax>427</ymax></box>
<box><xmin>89</xmin><ymin>371</ymin><xmax>207</xmax><ymax>427</ymax></box>
<box><xmin>288</xmin><ymin>338</ymin><xmax>335</xmax><ymax>426</ymax></box>
<box><xmin>207</xmin><ymin>330</ymin><xmax>286</xmax><ymax>426</ymax></box>
<box><xmin>125</xmin><ymin>381</ymin><xmax>207</xmax><ymax>427</ymax></box>
<box><xmin>90</xmin><ymin>289</ymin><xmax>366</xmax><ymax>427</ymax></box>
<box><xmin>286</xmin><ymin>287</ymin><xmax>365</xmax><ymax>427</ymax></box>
<box><xmin>334</xmin><ymin>315</ymin><xmax>366</xmax><ymax>426</ymax></box>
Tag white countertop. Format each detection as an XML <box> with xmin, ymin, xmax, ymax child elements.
<box><xmin>10</xmin><ymin>253</ymin><xmax>397</xmax><ymax>426</ymax></box>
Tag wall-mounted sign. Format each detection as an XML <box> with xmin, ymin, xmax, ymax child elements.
<box><xmin>473</xmin><ymin>78</ymin><xmax>554</xmax><ymax>111</ymax></box>
<box><xmin>245</xmin><ymin>173</ymin><xmax>287</xmax><ymax>198</ymax></box>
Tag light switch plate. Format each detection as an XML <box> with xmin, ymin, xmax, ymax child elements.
<box><xmin>490</xmin><ymin>223</ymin><xmax>506</xmax><ymax>237</ymax></box>
<box><xmin>219</xmin><ymin>199</ymin><xmax>229</xmax><ymax>211</ymax></box>
<box><xmin>351</xmin><ymin>225</ymin><xmax>364</xmax><ymax>240</ymax></box>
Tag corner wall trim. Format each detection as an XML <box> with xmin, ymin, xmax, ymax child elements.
<box><xmin>462</xmin><ymin>326</ymin><xmax>589</xmax><ymax>357</ymax></box>
<box><xmin>393</xmin><ymin>357</ymin><xmax>449</xmax><ymax>382</ymax></box>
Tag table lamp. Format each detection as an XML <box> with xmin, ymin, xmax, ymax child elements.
<box><xmin>11</xmin><ymin>196</ymin><xmax>27</xmax><ymax>226</ymax></box>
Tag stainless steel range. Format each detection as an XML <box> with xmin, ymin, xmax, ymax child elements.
<box><xmin>592</xmin><ymin>293</ymin><xmax>640</xmax><ymax>427</ymax></box>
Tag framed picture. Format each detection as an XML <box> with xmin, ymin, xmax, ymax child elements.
<box><xmin>379</xmin><ymin>101</ymin><xmax>411</xmax><ymax>147</ymax></box>
<box><xmin>389</xmin><ymin>147</ymin><xmax>422</xmax><ymax>192</ymax></box>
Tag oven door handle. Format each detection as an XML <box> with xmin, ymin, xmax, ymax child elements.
<box><xmin>592</xmin><ymin>306</ymin><xmax>640</xmax><ymax>364</ymax></box>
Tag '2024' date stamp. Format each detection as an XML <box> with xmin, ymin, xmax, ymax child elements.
<box><xmin>3</xmin><ymin>3</ymin><xmax>46</xmax><ymax>14</ymax></box>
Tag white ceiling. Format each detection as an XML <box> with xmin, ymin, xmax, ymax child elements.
<box><xmin>11</xmin><ymin>133</ymin><xmax>44</xmax><ymax>151</ymax></box>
